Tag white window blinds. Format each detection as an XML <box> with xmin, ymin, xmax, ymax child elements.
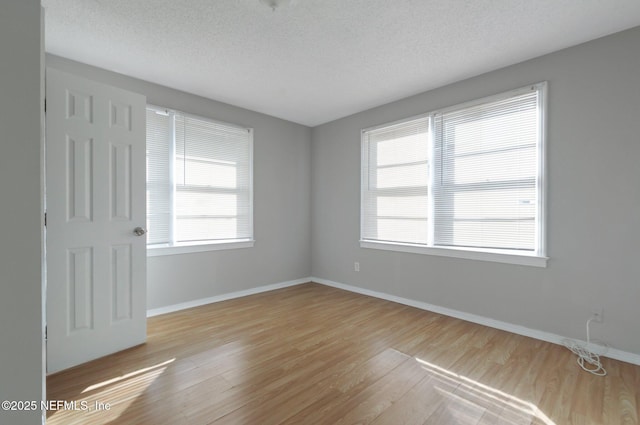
<box><xmin>146</xmin><ymin>110</ymin><xmax>172</xmax><ymax>245</ymax></box>
<box><xmin>361</xmin><ymin>83</ymin><xmax>545</xmax><ymax>259</ymax></box>
<box><xmin>146</xmin><ymin>107</ymin><xmax>253</xmax><ymax>247</ymax></box>
<box><xmin>433</xmin><ymin>88</ymin><xmax>541</xmax><ymax>252</ymax></box>
<box><xmin>361</xmin><ymin>116</ymin><xmax>430</xmax><ymax>245</ymax></box>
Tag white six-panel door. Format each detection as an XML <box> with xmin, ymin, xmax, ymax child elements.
<box><xmin>46</xmin><ymin>68</ymin><xmax>147</xmax><ymax>373</ymax></box>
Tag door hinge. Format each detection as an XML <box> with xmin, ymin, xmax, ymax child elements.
<box><xmin>44</xmin><ymin>212</ymin><xmax>47</xmax><ymax>227</ymax></box>
<box><xmin>45</xmin><ymin>325</ymin><xmax>47</xmax><ymax>341</ymax></box>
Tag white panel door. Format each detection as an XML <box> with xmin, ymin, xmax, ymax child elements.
<box><xmin>46</xmin><ymin>68</ymin><xmax>147</xmax><ymax>373</ymax></box>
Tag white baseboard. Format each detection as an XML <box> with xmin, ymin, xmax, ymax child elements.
<box><xmin>146</xmin><ymin>277</ymin><xmax>310</xmax><ymax>317</ymax></box>
<box><xmin>311</xmin><ymin>277</ymin><xmax>640</xmax><ymax>366</ymax></box>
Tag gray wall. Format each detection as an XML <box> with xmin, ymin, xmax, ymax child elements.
<box><xmin>0</xmin><ymin>1</ymin><xmax>45</xmax><ymax>424</ymax></box>
<box><xmin>311</xmin><ymin>27</ymin><xmax>640</xmax><ymax>356</ymax></box>
<box><xmin>47</xmin><ymin>55</ymin><xmax>312</xmax><ymax>310</ymax></box>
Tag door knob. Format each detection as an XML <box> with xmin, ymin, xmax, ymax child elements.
<box><xmin>133</xmin><ymin>227</ymin><xmax>147</xmax><ymax>236</ymax></box>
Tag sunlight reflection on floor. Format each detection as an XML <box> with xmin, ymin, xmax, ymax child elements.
<box><xmin>47</xmin><ymin>358</ymin><xmax>175</xmax><ymax>424</ymax></box>
<box><xmin>415</xmin><ymin>357</ymin><xmax>556</xmax><ymax>425</ymax></box>
<box><xmin>82</xmin><ymin>358</ymin><xmax>175</xmax><ymax>393</ymax></box>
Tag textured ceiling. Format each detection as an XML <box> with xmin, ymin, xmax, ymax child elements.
<box><xmin>43</xmin><ymin>0</ymin><xmax>640</xmax><ymax>126</ymax></box>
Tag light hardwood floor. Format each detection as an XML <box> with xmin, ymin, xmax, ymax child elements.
<box><xmin>47</xmin><ymin>283</ymin><xmax>639</xmax><ymax>425</ymax></box>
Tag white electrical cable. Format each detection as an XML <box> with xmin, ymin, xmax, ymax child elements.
<box><xmin>563</xmin><ymin>317</ymin><xmax>607</xmax><ymax>376</ymax></box>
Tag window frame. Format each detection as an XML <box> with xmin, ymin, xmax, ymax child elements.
<box><xmin>146</xmin><ymin>105</ymin><xmax>254</xmax><ymax>257</ymax></box>
<box><xmin>360</xmin><ymin>83</ymin><xmax>548</xmax><ymax>267</ymax></box>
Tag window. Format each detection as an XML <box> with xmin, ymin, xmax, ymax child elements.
<box><xmin>361</xmin><ymin>83</ymin><xmax>546</xmax><ymax>267</ymax></box>
<box><xmin>146</xmin><ymin>106</ymin><xmax>253</xmax><ymax>255</ymax></box>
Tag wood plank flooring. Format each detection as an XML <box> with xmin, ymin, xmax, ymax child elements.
<box><xmin>46</xmin><ymin>283</ymin><xmax>640</xmax><ymax>425</ymax></box>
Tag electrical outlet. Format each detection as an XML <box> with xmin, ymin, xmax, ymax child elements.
<box><xmin>354</xmin><ymin>262</ymin><xmax>360</xmax><ymax>272</ymax></box>
<box><xmin>591</xmin><ymin>307</ymin><xmax>604</xmax><ymax>323</ymax></box>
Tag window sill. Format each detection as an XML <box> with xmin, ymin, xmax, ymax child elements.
<box><xmin>360</xmin><ymin>240</ymin><xmax>548</xmax><ymax>267</ymax></box>
<box><xmin>148</xmin><ymin>240</ymin><xmax>254</xmax><ymax>257</ymax></box>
